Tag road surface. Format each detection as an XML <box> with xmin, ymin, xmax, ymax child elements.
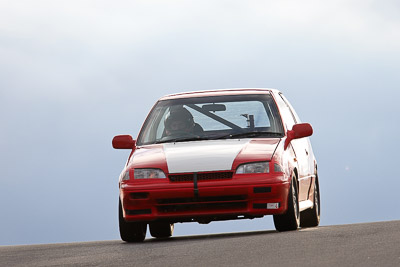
<box><xmin>1</xmin><ymin>220</ymin><xmax>399</xmax><ymax>266</ymax></box>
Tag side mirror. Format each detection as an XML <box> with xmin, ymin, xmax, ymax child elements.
<box><xmin>292</xmin><ymin>123</ymin><xmax>313</xmax><ymax>139</ymax></box>
<box><xmin>112</xmin><ymin>135</ymin><xmax>136</xmax><ymax>149</ymax></box>
<box><xmin>284</xmin><ymin>123</ymin><xmax>313</xmax><ymax>149</ymax></box>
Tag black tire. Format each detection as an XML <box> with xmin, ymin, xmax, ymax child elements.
<box><xmin>300</xmin><ymin>176</ymin><xmax>320</xmax><ymax>227</ymax></box>
<box><xmin>273</xmin><ymin>174</ymin><xmax>300</xmax><ymax>231</ymax></box>
<box><xmin>149</xmin><ymin>222</ymin><xmax>174</xmax><ymax>238</ymax></box>
<box><xmin>119</xmin><ymin>200</ymin><xmax>147</xmax><ymax>242</ymax></box>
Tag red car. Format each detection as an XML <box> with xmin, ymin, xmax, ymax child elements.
<box><xmin>113</xmin><ymin>89</ymin><xmax>320</xmax><ymax>242</ymax></box>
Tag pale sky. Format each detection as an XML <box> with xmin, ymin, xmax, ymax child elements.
<box><xmin>1</xmin><ymin>0</ymin><xmax>400</xmax><ymax>245</ymax></box>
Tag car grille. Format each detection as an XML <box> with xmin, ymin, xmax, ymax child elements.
<box><xmin>156</xmin><ymin>195</ymin><xmax>247</xmax><ymax>214</ymax></box>
<box><xmin>169</xmin><ymin>171</ymin><xmax>233</xmax><ymax>182</ymax></box>
<box><xmin>157</xmin><ymin>202</ymin><xmax>247</xmax><ymax>213</ymax></box>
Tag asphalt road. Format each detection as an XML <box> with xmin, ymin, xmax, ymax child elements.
<box><xmin>1</xmin><ymin>220</ymin><xmax>399</xmax><ymax>267</ymax></box>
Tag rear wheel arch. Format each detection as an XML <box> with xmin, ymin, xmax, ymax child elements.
<box><xmin>314</xmin><ymin>164</ymin><xmax>319</xmax><ymax>200</ymax></box>
<box><xmin>300</xmin><ymin>172</ymin><xmax>320</xmax><ymax>228</ymax></box>
<box><xmin>292</xmin><ymin>168</ymin><xmax>299</xmax><ymax>189</ymax></box>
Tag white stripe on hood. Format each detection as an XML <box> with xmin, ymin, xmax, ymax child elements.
<box><xmin>163</xmin><ymin>139</ymin><xmax>250</xmax><ymax>173</ymax></box>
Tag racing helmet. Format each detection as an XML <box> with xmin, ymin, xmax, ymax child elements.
<box><xmin>164</xmin><ymin>107</ymin><xmax>195</xmax><ymax>133</ymax></box>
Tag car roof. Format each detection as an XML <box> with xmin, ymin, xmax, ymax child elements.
<box><xmin>159</xmin><ymin>88</ymin><xmax>281</xmax><ymax>100</ymax></box>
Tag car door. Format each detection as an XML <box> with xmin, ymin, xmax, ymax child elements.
<box><xmin>274</xmin><ymin>92</ymin><xmax>313</xmax><ymax>201</ymax></box>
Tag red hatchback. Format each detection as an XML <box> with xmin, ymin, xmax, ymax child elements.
<box><xmin>113</xmin><ymin>89</ymin><xmax>320</xmax><ymax>242</ymax></box>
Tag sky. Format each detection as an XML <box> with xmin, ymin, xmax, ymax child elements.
<box><xmin>1</xmin><ymin>0</ymin><xmax>400</xmax><ymax>245</ymax></box>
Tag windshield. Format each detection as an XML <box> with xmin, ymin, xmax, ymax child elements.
<box><xmin>136</xmin><ymin>94</ymin><xmax>284</xmax><ymax>145</ymax></box>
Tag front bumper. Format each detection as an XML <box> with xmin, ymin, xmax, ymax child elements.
<box><xmin>120</xmin><ymin>173</ymin><xmax>290</xmax><ymax>223</ymax></box>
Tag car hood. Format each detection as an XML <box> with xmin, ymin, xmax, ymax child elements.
<box><xmin>131</xmin><ymin>138</ymin><xmax>281</xmax><ymax>173</ymax></box>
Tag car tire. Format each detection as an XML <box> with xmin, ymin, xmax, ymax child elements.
<box><xmin>149</xmin><ymin>222</ymin><xmax>174</xmax><ymax>238</ymax></box>
<box><xmin>300</xmin><ymin>176</ymin><xmax>320</xmax><ymax>227</ymax></box>
<box><xmin>273</xmin><ymin>174</ymin><xmax>300</xmax><ymax>231</ymax></box>
<box><xmin>119</xmin><ymin>200</ymin><xmax>147</xmax><ymax>242</ymax></box>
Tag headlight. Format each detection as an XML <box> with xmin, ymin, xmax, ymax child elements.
<box><xmin>134</xmin><ymin>168</ymin><xmax>166</xmax><ymax>179</ymax></box>
<box><xmin>236</xmin><ymin>162</ymin><xmax>269</xmax><ymax>174</ymax></box>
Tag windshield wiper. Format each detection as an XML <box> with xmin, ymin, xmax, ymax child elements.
<box><xmin>214</xmin><ymin>131</ymin><xmax>283</xmax><ymax>140</ymax></box>
<box><xmin>155</xmin><ymin>136</ymin><xmax>209</xmax><ymax>144</ymax></box>
<box><xmin>155</xmin><ymin>132</ymin><xmax>283</xmax><ymax>144</ymax></box>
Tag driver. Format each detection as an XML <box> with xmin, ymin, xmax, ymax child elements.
<box><xmin>164</xmin><ymin>107</ymin><xmax>195</xmax><ymax>136</ymax></box>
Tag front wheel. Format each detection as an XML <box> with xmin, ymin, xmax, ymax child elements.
<box><xmin>273</xmin><ymin>174</ymin><xmax>300</xmax><ymax>231</ymax></box>
<box><xmin>119</xmin><ymin>200</ymin><xmax>147</xmax><ymax>242</ymax></box>
<box><xmin>149</xmin><ymin>222</ymin><xmax>174</xmax><ymax>238</ymax></box>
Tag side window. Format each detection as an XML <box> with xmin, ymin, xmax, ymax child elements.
<box><xmin>274</xmin><ymin>93</ymin><xmax>296</xmax><ymax>130</ymax></box>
